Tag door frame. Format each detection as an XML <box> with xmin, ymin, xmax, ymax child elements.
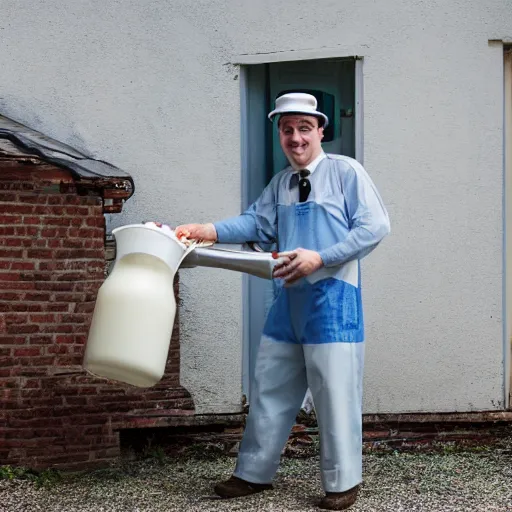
<box><xmin>240</xmin><ymin>65</ymin><xmax>251</xmax><ymax>400</ymax></box>
<box><xmin>355</xmin><ymin>58</ymin><xmax>364</xmax><ymax>164</ymax></box>
<box><xmin>239</xmin><ymin>56</ymin><xmax>365</xmax><ymax>400</ymax></box>
<box><xmin>504</xmin><ymin>47</ymin><xmax>512</xmax><ymax>409</ymax></box>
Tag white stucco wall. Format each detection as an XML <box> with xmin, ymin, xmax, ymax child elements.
<box><xmin>0</xmin><ymin>0</ymin><xmax>511</xmax><ymax>413</ymax></box>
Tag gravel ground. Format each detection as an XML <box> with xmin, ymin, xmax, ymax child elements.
<box><xmin>1</xmin><ymin>439</ymin><xmax>512</xmax><ymax>512</ymax></box>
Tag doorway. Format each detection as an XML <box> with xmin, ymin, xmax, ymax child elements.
<box><xmin>240</xmin><ymin>57</ymin><xmax>362</xmax><ymax>401</ymax></box>
<box><xmin>505</xmin><ymin>47</ymin><xmax>512</xmax><ymax>409</ymax></box>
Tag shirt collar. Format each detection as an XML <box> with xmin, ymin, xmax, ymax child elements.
<box><xmin>291</xmin><ymin>151</ymin><xmax>326</xmax><ymax>175</ymax></box>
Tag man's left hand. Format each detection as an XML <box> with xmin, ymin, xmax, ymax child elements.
<box><xmin>272</xmin><ymin>248</ymin><xmax>324</xmax><ymax>285</ymax></box>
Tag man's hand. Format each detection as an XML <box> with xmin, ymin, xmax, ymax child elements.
<box><xmin>272</xmin><ymin>248</ymin><xmax>324</xmax><ymax>285</ymax></box>
<box><xmin>174</xmin><ymin>223</ymin><xmax>217</xmax><ymax>243</ymax></box>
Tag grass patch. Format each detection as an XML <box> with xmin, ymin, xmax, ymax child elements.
<box><xmin>0</xmin><ymin>465</ymin><xmax>62</xmax><ymax>488</ymax></box>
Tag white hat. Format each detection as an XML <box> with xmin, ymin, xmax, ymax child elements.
<box><xmin>268</xmin><ymin>92</ymin><xmax>329</xmax><ymax>127</ymax></box>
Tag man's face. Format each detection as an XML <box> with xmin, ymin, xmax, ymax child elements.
<box><xmin>278</xmin><ymin>115</ymin><xmax>324</xmax><ymax>168</ymax></box>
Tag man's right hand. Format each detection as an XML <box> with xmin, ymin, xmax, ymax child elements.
<box><xmin>175</xmin><ymin>223</ymin><xmax>218</xmax><ymax>243</ymax></box>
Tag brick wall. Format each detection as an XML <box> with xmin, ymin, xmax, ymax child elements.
<box><xmin>0</xmin><ymin>164</ymin><xmax>195</xmax><ymax>470</ymax></box>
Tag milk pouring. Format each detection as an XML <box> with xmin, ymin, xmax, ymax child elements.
<box><xmin>83</xmin><ymin>223</ymin><xmax>286</xmax><ymax>388</ymax></box>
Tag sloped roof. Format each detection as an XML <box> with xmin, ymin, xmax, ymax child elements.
<box><xmin>0</xmin><ymin>113</ymin><xmax>134</xmax><ymax>201</ymax></box>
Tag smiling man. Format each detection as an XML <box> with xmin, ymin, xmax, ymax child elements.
<box><xmin>174</xmin><ymin>92</ymin><xmax>390</xmax><ymax>510</ymax></box>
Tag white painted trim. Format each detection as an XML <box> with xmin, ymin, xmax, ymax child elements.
<box><xmin>239</xmin><ymin>66</ymin><xmax>251</xmax><ymax>398</ymax></box>
<box><xmin>355</xmin><ymin>58</ymin><xmax>364</xmax><ymax>165</ymax></box>
<box><xmin>490</xmin><ymin>38</ymin><xmax>512</xmax><ymax>45</ymax></box>
<box><xmin>233</xmin><ymin>47</ymin><xmax>365</xmax><ymax>65</ymax></box>
<box><xmin>504</xmin><ymin>49</ymin><xmax>512</xmax><ymax>409</ymax></box>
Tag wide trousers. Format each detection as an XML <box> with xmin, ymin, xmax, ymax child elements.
<box><xmin>234</xmin><ymin>336</ymin><xmax>365</xmax><ymax>493</ymax></box>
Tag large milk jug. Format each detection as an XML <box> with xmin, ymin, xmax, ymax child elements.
<box><xmin>83</xmin><ymin>223</ymin><xmax>192</xmax><ymax>388</ymax></box>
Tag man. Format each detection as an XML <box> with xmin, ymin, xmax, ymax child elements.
<box><xmin>175</xmin><ymin>92</ymin><xmax>390</xmax><ymax>510</ymax></box>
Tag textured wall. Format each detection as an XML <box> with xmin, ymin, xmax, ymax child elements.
<box><xmin>0</xmin><ymin>0</ymin><xmax>511</xmax><ymax>413</ymax></box>
<box><xmin>0</xmin><ymin>163</ymin><xmax>194</xmax><ymax>469</ymax></box>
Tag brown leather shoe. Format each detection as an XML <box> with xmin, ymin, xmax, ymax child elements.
<box><xmin>318</xmin><ymin>485</ymin><xmax>360</xmax><ymax>510</ymax></box>
<box><xmin>214</xmin><ymin>476</ymin><xmax>273</xmax><ymax>498</ymax></box>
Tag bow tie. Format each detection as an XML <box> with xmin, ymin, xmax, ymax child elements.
<box><xmin>298</xmin><ymin>169</ymin><xmax>311</xmax><ymax>202</ymax></box>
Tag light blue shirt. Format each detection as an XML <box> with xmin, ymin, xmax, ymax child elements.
<box><xmin>214</xmin><ymin>154</ymin><xmax>390</xmax><ymax>268</ymax></box>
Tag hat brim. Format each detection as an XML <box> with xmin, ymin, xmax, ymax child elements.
<box><xmin>268</xmin><ymin>109</ymin><xmax>329</xmax><ymax>127</ymax></box>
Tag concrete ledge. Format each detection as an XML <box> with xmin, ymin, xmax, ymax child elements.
<box><xmin>118</xmin><ymin>413</ymin><xmax>246</xmax><ymax>431</ymax></box>
<box><xmin>363</xmin><ymin>411</ymin><xmax>512</xmax><ymax>426</ymax></box>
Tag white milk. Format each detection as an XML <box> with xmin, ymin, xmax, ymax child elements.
<box><xmin>83</xmin><ymin>223</ymin><xmax>193</xmax><ymax>388</ymax></box>
<box><xmin>84</xmin><ymin>252</ymin><xmax>177</xmax><ymax>387</ymax></box>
